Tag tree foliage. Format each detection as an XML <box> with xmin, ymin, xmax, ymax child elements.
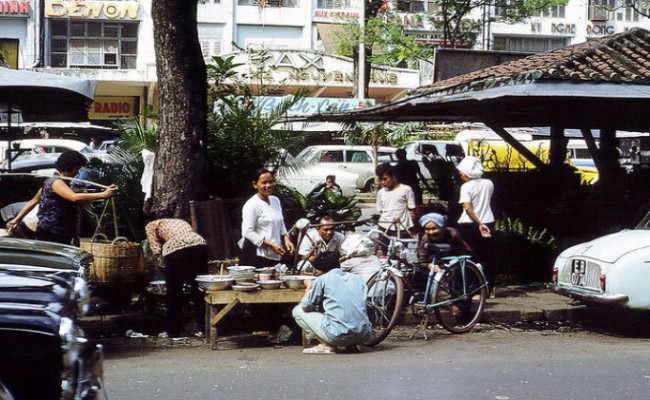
<box><xmin>203</xmin><ymin>52</ymin><xmax>309</xmax><ymax>199</ymax></box>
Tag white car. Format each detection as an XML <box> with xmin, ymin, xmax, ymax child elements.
<box><xmin>550</xmin><ymin>213</ymin><xmax>650</xmax><ymax>309</ymax></box>
<box><xmin>278</xmin><ymin>165</ymin><xmax>358</xmax><ymax>197</ymax></box>
<box><xmin>288</xmin><ymin>145</ymin><xmax>397</xmax><ymax>192</ymax></box>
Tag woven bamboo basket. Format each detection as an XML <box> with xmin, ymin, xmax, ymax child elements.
<box><xmin>80</xmin><ymin>234</ymin><xmax>144</xmax><ymax>283</ymax></box>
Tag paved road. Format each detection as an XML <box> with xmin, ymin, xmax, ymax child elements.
<box><xmin>103</xmin><ymin>323</ymin><xmax>650</xmax><ymax>400</ymax></box>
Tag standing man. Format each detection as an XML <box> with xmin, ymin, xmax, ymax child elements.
<box><xmin>292</xmin><ymin>251</ymin><xmax>372</xmax><ymax>354</ymax></box>
<box><xmin>393</xmin><ymin>148</ymin><xmax>425</xmax><ymax>205</ymax></box>
<box><xmin>375</xmin><ymin>163</ymin><xmax>417</xmax><ymax>239</ymax></box>
<box><xmin>298</xmin><ymin>215</ymin><xmax>345</xmax><ymax>263</ymax></box>
<box><xmin>145</xmin><ymin>218</ymin><xmax>208</xmax><ymax>338</ymax></box>
<box><xmin>456</xmin><ymin>156</ymin><xmax>496</xmax><ymax>297</ymax></box>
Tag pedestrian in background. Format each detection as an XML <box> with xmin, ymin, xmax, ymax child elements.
<box><xmin>145</xmin><ymin>218</ymin><xmax>208</xmax><ymax>338</ymax></box>
<box><xmin>456</xmin><ymin>156</ymin><xmax>496</xmax><ymax>297</ymax></box>
<box><xmin>394</xmin><ymin>148</ymin><xmax>425</xmax><ymax>205</ymax></box>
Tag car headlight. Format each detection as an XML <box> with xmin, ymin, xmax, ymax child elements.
<box><xmin>59</xmin><ymin>317</ymin><xmax>79</xmax><ymax>369</ymax></box>
<box><xmin>74</xmin><ymin>277</ymin><xmax>90</xmax><ymax>316</ymax></box>
<box><xmin>78</xmin><ymin>262</ymin><xmax>91</xmax><ymax>282</ymax></box>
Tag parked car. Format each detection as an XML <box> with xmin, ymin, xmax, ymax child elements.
<box><xmin>0</xmin><ymin>237</ymin><xmax>106</xmax><ymax>400</ymax></box>
<box><xmin>285</xmin><ymin>145</ymin><xmax>398</xmax><ymax>192</ymax></box>
<box><xmin>550</xmin><ymin>211</ymin><xmax>650</xmax><ymax>309</ymax></box>
<box><xmin>402</xmin><ymin>140</ymin><xmax>465</xmax><ymax>179</ymax></box>
<box><xmin>278</xmin><ymin>165</ymin><xmax>358</xmax><ymax>196</ymax></box>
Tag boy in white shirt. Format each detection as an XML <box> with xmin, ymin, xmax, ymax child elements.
<box><xmin>375</xmin><ymin>163</ymin><xmax>417</xmax><ymax>243</ymax></box>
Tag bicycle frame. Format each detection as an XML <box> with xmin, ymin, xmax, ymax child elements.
<box><xmin>424</xmin><ymin>255</ymin><xmax>486</xmax><ymax>311</ymax></box>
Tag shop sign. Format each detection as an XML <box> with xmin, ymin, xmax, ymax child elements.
<box><xmin>214</xmin><ymin>96</ymin><xmax>375</xmax><ymax>116</ymax></box>
<box><xmin>0</xmin><ymin>1</ymin><xmax>30</xmax><ymax>16</ymax></box>
<box><xmin>531</xmin><ymin>22</ymin><xmax>577</xmax><ymax>35</ymax></box>
<box><xmin>587</xmin><ymin>24</ymin><xmax>616</xmax><ymax>36</ymax></box>
<box><xmin>258</xmin><ymin>96</ymin><xmax>374</xmax><ymax>116</ymax></box>
<box><xmin>45</xmin><ymin>0</ymin><xmax>140</xmax><ymax>20</ymax></box>
<box><xmin>313</xmin><ymin>9</ymin><xmax>359</xmax><ymax>19</ymax></box>
<box><xmin>250</xmin><ymin>52</ymin><xmax>400</xmax><ymax>86</ymax></box>
<box><xmin>89</xmin><ymin>96</ymin><xmax>136</xmax><ymax>120</ymax></box>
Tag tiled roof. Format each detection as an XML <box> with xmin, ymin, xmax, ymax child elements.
<box><xmin>414</xmin><ymin>28</ymin><xmax>650</xmax><ymax>97</ymax></box>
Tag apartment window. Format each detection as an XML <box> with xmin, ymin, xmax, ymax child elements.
<box><xmin>532</xmin><ymin>5</ymin><xmax>566</xmax><ymax>18</ymax></box>
<box><xmin>49</xmin><ymin>20</ymin><xmax>138</xmax><ymax>69</ymax></box>
<box><xmin>238</xmin><ymin>0</ymin><xmax>298</xmax><ymax>7</ymax></box>
<box><xmin>317</xmin><ymin>0</ymin><xmax>352</xmax><ymax>8</ymax></box>
<box><xmin>613</xmin><ymin>4</ymin><xmax>641</xmax><ymax>21</ymax></box>
<box><xmin>493</xmin><ymin>36</ymin><xmax>568</xmax><ymax>52</ymax></box>
<box><xmin>397</xmin><ymin>0</ymin><xmax>436</xmax><ymax>13</ymax></box>
<box><xmin>198</xmin><ymin>23</ymin><xmax>224</xmax><ymax>58</ymax></box>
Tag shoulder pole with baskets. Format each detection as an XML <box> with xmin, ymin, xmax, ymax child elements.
<box><xmin>79</xmin><ymin>198</ymin><xmax>144</xmax><ymax>285</ymax></box>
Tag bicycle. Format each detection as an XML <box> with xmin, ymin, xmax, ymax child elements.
<box><xmin>364</xmin><ymin>228</ymin><xmax>488</xmax><ymax>346</ymax></box>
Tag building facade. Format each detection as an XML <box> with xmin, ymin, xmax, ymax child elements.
<box><xmin>1</xmin><ymin>0</ymin><xmax>649</xmax><ymax>123</ymax></box>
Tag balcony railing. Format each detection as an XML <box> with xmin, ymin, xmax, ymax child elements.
<box><xmin>589</xmin><ymin>5</ymin><xmax>609</xmax><ymax>21</ymax></box>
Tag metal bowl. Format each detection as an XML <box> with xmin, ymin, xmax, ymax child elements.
<box><xmin>282</xmin><ymin>275</ymin><xmax>315</xmax><ymax>290</ymax></box>
<box><xmin>195</xmin><ymin>275</ymin><xmax>234</xmax><ymax>291</ymax></box>
<box><xmin>256</xmin><ymin>280</ymin><xmax>282</xmax><ymax>290</ymax></box>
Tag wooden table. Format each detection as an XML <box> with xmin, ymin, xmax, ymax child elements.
<box><xmin>204</xmin><ymin>288</ymin><xmax>306</xmax><ymax>350</ymax></box>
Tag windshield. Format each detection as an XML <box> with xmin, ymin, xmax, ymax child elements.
<box><xmin>294</xmin><ymin>147</ymin><xmax>321</xmax><ymax>163</ymax></box>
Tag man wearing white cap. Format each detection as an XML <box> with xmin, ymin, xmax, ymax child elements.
<box><xmin>456</xmin><ymin>156</ymin><xmax>496</xmax><ymax>297</ymax></box>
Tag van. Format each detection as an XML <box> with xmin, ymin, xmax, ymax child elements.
<box><xmin>402</xmin><ymin>140</ymin><xmax>465</xmax><ymax>179</ymax></box>
<box><xmin>456</xmin><ymin>129</ymin><xmax>599</xmax><ymax>182</ymax></box>
<box><xmin>288</xmin><ymin>145</ymin><xmax>398</xmax><ymax>192</ymax></box>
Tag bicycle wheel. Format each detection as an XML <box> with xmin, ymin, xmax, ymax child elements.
<box><xmin>364</xmin><ymin>269</ymin><xmax>404</xmax><ymax>346</ymax></box>
<box><xmin>434</xmin><ymin>260</ymin><xmax>487</xmax><ymax>334</ymax></box>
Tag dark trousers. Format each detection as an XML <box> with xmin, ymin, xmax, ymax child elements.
<box><xmin>457</xmin><ymin>222</ymin><xmax>496</xmax><ymax>292</ymax></box>
<box><xmin>163</xmin><ymin>245</ymin><xmax>208</xmax><ymax>336</ymax></box>
<box><xmin>35</xmin><ymin>228</ymin><xmax>74</xmax><ymax>246</ymax></box>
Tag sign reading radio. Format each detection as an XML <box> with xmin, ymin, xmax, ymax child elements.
<box><xmin>89</xmin><ymin>97</ymin><xmax>136</xmax><ymax>120</ymax></box>
<box><xmin>0</xmin><ymin>1</ymin><xmax>29</xmax><ymax>15</ymax></box>
<box><xmin>45</xmin><ymin>0</ymin><xmax>140</xmax><ymax>20</ymax></box>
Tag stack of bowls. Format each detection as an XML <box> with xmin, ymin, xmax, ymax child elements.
<box><xmin>227</xmin><ymin>266</ymin><xmax>257</xmax><ymax>283</ymax></box>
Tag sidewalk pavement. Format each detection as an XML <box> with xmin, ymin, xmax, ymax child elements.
<box><xmin>84</xmin><ymin>286</ymin><xmax>591</xmax><ymax>342</ymax></box>
<box><xmin>399</xmin><ymin>285</ymin><xmax>590</xmax><ymax>326</ymax></box>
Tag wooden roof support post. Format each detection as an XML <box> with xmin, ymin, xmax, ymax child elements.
<box><xmin>580</xmin><ymin>128</ymin><xmax>603</xmax><ymax>171</ymax></box>
<box><xmin>484</xmin><ymin>122</ymin><xmax>547</xmax><ymax>169</ymax></box>
<box><xmin>548</xmin><ymin>126</ymin><xmax>568</xmax><ymax>167</ymax></box>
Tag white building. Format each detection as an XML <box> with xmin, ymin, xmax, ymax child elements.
<box><xmin>1</xmin><ymin>0</ymin><xmax>649</xmax><ymax>123</ymax></box>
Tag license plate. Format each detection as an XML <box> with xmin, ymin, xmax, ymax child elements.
<box><xmin>571</xmin><ymin>259</ymin><xmax>587</xmax><ymax>286</ymax></box>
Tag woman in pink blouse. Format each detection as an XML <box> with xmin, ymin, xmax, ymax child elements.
<box><xmin>145</xmin><ymin>218</ymin><xmax>207</xmax><ymax>338</ymax></box>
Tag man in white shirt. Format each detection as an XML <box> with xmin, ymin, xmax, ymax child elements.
<box><xmin>298</xmin><ymin>215</ymin><xmax>345</xmax><ymax>264</ymax></box>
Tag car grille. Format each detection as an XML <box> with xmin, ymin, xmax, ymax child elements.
<box><xmin>560</xmin><ymin>258</ymin><xmax>602</xmax><ymax>290</ymax></box>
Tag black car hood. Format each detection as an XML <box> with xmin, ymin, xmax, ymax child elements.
<box><xmin>0</xmin><ymin>238</ymin><xmax>92</xmax><ymax>271</ymax></box>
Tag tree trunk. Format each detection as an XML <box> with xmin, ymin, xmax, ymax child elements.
<box><xmin>151</xmin><ymin>1</ymin><xmax>207</xmax><ymax>220</ymax></box>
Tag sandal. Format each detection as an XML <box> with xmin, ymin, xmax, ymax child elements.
<box><xmin>302</xmin><ymin>343</ymin><xmax>337</xmax><ymax>355</ymax></box>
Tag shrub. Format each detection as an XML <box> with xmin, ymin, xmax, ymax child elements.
<box><xmin>493</xmin><ymin>216</ymin><xmax>558</xmax><ymax>284</ymax></box>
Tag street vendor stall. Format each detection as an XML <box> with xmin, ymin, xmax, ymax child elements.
<box><xmin>203</xmin><ymin>288</ymin><xmax>306</xmax><ymax>350</ymax></box>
